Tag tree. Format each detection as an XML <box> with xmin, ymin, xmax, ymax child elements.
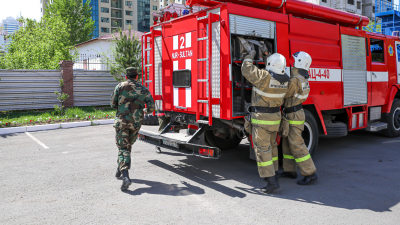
<box><xmin>54</xmin><ymin>79</ymin><xmax>70</xmax><ymax>115</ymax></box>
<box><xmin>100</xmin><ymin>27</ymin><xmax>142</xmax><ymax>82</ymax></box>
<box><xmin>44</xmin><ymin>0</ymin><xmax>95</xmax><ymax>46</ymax></box>
<box><xmin>0</xmin><ymin>17</ymin><xmax>76</xmax><ymax>69</ymax></box>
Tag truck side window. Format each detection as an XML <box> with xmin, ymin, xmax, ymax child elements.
<box><xmin>370</xmin><ymin>39</ymin><xmax>384</xmax><ymax>62</ymax></box>
<box><xmin>397</xmin><ymin>44</ymin><xmax>400</xmax><ymax>62</ymax></box>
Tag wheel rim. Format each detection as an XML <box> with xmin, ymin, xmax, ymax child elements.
<box><xmin>393</xmin><ymin>107</ymin><xmax>400</xmax><ymax>131</ymax></box>
<box><xmin>302</xmin><ymin>122</ymin><xmax>313</xmax><ymax>152</ymax></box>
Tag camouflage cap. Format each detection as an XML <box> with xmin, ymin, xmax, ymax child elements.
<box><xmin>126</xmin><ymin>67</ymin><xmax>138</xmax><ymax>76</ymax></box>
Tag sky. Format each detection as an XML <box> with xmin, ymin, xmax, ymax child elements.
<box><xmin>0</xmin><ymin>0</ymin><xmax>41</xmax><ymax>22</ymax></box>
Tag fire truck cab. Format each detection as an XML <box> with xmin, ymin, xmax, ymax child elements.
<box><xmin>139</xmin><ymin>0</ymin><xmax>400</xmax><ymax>159</ymax></box>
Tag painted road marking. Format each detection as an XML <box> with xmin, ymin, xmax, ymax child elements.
<box><xmin>25</xmin><ymin>132</ymin><xmax>49</xmax><ymax>149</ymax></box>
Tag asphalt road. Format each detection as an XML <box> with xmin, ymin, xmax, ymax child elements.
<box><xmin>1</xmin><ymin>124</ymin><xmax>400</xmax><ymax>224</ymax></box>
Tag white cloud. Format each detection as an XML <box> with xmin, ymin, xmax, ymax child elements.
<box><xmin>0</xmin><ymin>0</ymin><xmax>41</xmax><ymax>22</ymax></box>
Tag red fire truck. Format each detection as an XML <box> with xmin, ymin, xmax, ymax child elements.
<box><xmin>139</xmin><ymin>0</ymin><xmax>400</xmax><ymax>159</ymax></box>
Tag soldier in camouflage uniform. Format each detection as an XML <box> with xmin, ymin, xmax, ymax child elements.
<box><xmin>111</xmin><ymin>67</ymin><xmax>155</xmax><ymax>191</ymax></box>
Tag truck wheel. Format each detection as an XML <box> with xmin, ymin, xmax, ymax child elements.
<box><xmin>303</xmin><ymin>109</ymin><xmax>319</xmax><ymax>155</ymax></box>
<box><xmin>322</xmin><ymin>122</ymin><xmax>348</xmax><ymax>138</ymax></box>
<box><xmin>382</xmin><ymin>99</ymin><xmax>400</xmax><ymax>137</ymax></box>
<box><xmin>205</xmin><ymin>130</ymin><xmax>242</xmax><ymax>150</ymax></box>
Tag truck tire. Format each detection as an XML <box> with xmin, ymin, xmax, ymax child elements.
<box><xmin>303</xmin><ymin>109</ymin><xmax>319</xmax><ymax>155</ymax></box>
<box><xmin>382</xmin><ymin>99</ymin><xmax>400</xmax><ymax>137</ymax></box>
<box><xmin>322</xmin><ymin>122</ymin><xmax>348</xmax><ymax>138</ymax></box>
<box><xmin>205</xmin><ymin>130</ymin><xmax>242</xmax><ymax>150</ymax></box>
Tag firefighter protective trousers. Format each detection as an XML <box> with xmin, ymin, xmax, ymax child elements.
<box><xmin>282</xmin><ymin>69</ymin><xmax>317</xmax><ymax>176</ymax></box>
<box><xmin>241</xmin><ymin>55</ymin><xmax>288</xmax><ymax>178</ymax></box>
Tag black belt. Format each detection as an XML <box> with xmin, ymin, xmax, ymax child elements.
<box><xmin>248</xmin><ymin>106</ymin><xmax>280</xmax><ymax>113</ymax></box>
<box><xmin>284</xmin><ymin>104</ymin><xmax>303</xmax><ymax>114</ymax></box>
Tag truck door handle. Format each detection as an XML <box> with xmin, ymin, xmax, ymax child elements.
<box><xmin>372</xmin><ymin>73</ymin><xmax>377</xmax><ymax>78</ymax></box>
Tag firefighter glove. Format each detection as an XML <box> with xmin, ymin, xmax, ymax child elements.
<box><xmin>248</xmin><ymin>50</ymin><xmax>256</xmax><ymax>59</ymax></box>
<box><xmin>280</xmin><ymin>116</ymin><xmax>290</xmax><ymax>137</ymax></box>
<box><xmin>244</xmin><ymin>114</ymin><xmax>252</xmax><ymax>134</ymax></box>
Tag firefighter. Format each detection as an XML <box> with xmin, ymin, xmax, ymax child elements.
<box><xmin>242</xmin><ymin>50</ymin><xmax>289</xmax><ymax>194</ymax></box>
<box><xmin>111</xmin><ymin>67</ymin><xmax>155</xmax><ymax>191</ymax></box>
<box><xmin>280</xmin><ymin>51</ymin><xmax>318</xmax><ymax>185</ymax></box>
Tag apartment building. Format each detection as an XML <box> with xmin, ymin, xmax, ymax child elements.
<box><xmin>160</xmin><ymin>0</ymin><xmax>185</xmax><ymax>8</ymax></box>
<box><xmin>40</xmin><ymin>0</ymin><xmax>48</xmax><ymax>18</ymax></box>
<box><xmin>304</xmin><ymin>0</ymin><xmax>374</xmax><ymax>19</ymax></box>
<box><xmin>42</xmin><ymin>0</ymin><xmax>158</xmax><ymax>38</ymax></box>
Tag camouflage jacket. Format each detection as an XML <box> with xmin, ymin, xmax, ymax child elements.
<box><xmin>111</xmin><ymin>79</ymin><xmax>155</xmax><ymax>129</ymax></box>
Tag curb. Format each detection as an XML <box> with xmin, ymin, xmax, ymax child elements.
<box><xmin>27</xmin><ymin>124</ymin><xmax>61</xmax><ymax>132</ymax></box>
<box><xmin>0</xmin><ymin>127</ymin><xmax>27</xmax><ymax>135</ymax></box>
<box><xmin>0</xmin><ymin>119</ymin><xmax>115</xmax><ymax>135</ymax></box>
<box><xmin>61</xmin><ymin>121</ymin><xmax>92</xmax><ymax>129</ymax></box>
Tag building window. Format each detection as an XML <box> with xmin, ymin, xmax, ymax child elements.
<box><xmin>101</xmin><ymin>27</ymin><xmax>110</xmax><ymax>33</ymax></box>
<box><xmin>370</xmin><ymin>39</ymin><xmax>384</xmax><ymax>62</ymax></box>
<box><xmin>101</xmin><ymin>17</ymin><xmax>109</xmax><ymax>23</ymax></box>
<box><xmin>101</xmin><ymin>0</ymin><xmax>109</xmax><ymax>2</ymax></box>
<box><xmin>348</xmin><ymin>0</ymin><xmax>354</xmax><ymax>5</ymax></box>
<box><xmin>125</xmin><ymin>1</ymin><xmax>133</xmax><ymax>7</ymax></box>
<box><xmin>101</xmin><ymin>7</ymin><xmax>109</xmax><ymax>13</ymax></box>
<box><xmin>126</xmin><ymin>20</ymin><xmax>132</xmax><ymax>25</ymax></box>
<box><xmin>373</xmin><ymin>6</ymin><xmax>376</xmax><ymax>12</ymax></box>
<box><xmin>321</xmin><ymin>0</ymin><xmax>327</xmax><ymax>3</ymax></box>
<box><xmin>357</xmin><ymin>1</ymin><xmax>361</xmax><ymax>9</ymax></box>
<box><xmin>153</xmin><ymin>6</ymin><xmax>157</xmax><ymax>10</ymax></box>
<box><xmin>126</xmin><ymin>10</ymin><xmax>133</xmax><ymax>16</ymax></box>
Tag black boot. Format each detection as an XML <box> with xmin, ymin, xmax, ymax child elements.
<box><xmin>265</xmin><ymin>172</ymin><xmax>280</xmax><ymax>181</ymax></box>
<box><xmin>297</xmin><ymin>173</ymin><xmax>318</xmax><ymax>185</ymax></box>
<box><xmin>260</xmin><ymin>176</ymin><xmax>280</xmax><ymax>194</ymax></box>
<box><xmin>115</xmin><ymin>166</ymin><xmax>121</xmax><ymax>179</ymax></box>
<box><xmin>121</xmin><ymin>170</ymin><xmax>131</xmax><ymax>191</ymax></box>
<box><xmin>279</xmin><ymin>171</ymin><xmax>298</xmax><ymax>179</ymax></box>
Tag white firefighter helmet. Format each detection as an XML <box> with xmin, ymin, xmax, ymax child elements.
<box><xmin>293</xmin><ymin>51</ymin><xmax>312</xmax><ymax>77</ymax></box>
<box><xmin>265</xmin><ymin>53</ymin><xmax>286</xmax><ymax>75</ymax></box>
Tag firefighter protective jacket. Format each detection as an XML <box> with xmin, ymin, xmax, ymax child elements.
<box><xmin>241</xmin><ymin>55</ymin><xmax>289</xmax><ymax>131</ymax></box>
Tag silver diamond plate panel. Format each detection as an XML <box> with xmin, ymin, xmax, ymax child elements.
<box><xmin>155</xmin><ymin>100</ymin><xmax>163</xmax><ymax>111</ymax></box>
<box><xmin>154</xmin><ymin>36</ymin><xmax>162</xmax><ymax>96</ymax></box>
<box><xmin>341</xmin><ymin>35</ymin><xmax>367</xmax><ymax>70</ymax></box>
<box><xmin>343</xmin><ymin>70</ymin><xmax>368</xmax><ymax>106</ymax></box>
<box><xmin>209</xmin><ymin>8</ymin><xmax>221</xmax><ymax>118</ymax></box>
<box><xmin>229</xmin><ymin>14</ymin><xmax>275</xmax><ymax>38</ymax></box>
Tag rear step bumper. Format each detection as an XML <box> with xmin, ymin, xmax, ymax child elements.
<box><xmin>138</xmin><ymin>129</ymin><xmax>221</xmax><ymax>159</ymax></box>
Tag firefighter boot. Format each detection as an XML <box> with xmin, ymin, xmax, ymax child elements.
<box><xmin>260</xmin><ymin>176</ymin><xmax>280</xmax><ymax>194</ymax></box>
<box><xmin>279</xmin><ymin>171</ymin><xmax>298</xmax><ymax>179</ymax></box>
<box><xmin>121</xmin><ymin>170</ymin><xmax>132</xmax><ymax>191</ymax></box>
<box><xmin>115</xmin><ymin>166</ymin><xmax>121</xmax><ymax>179</ymax></box>
<box><xmin>297</xmin><ymin>173</ymin><xmax>318</xmax><ymax>185</ymax></box>
<box><xmin>265</xmin><ymin>171</ymin><xmax>280</xmax><ymax>181</ymax></box>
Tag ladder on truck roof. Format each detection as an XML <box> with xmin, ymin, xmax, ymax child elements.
<box><xmin>142</xmin><ymin>30</ymin><xmax>162</xmax><ymax>116</ymax></box>
<box><xmin>196</xmin><ymin>13</ymin><xmax>219</xmax><ymax>126</ymax></box>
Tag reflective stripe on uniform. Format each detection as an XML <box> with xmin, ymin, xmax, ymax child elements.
<box><xmin>283</xmin><ymin>154</ymin><xmax>294</xmax><ymax>159</ymax></box>
<box><xmin>272</xmin><ymin>156</ymin><xmax>278</xmax><ymax>161</ymax></box>
<box><xmin>289</xmin><ymin>120</ymin><xmax>305</xmax><ymax>125</ymax></box>
<box><xmin>294</xmin><ymin>93</ymin><xmax>309</xmax><ymax>99</ymax></box>
<box><xmin>257</xmin><ymin>160</ymin><xmax>273</xmax><ymax>167</ymax></box>
<box><xmin>254</xmin><ymin>87</ymin><xmax>286</xmax><ymax>98</ymax></box>
<box><xmin>295</xmin><ymin>154</ymin><xmax>311</xmax><ymax>163</ymax></box>
<box><xmin>251</xmin><ymin>119</ymin><xmax>281</xmax><ymax>125</ymax></box>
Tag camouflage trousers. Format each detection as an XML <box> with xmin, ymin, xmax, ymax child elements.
<box><xmin>282</xmin><ymin>125</ymin><xmax>317</xmax><ymax>176</ymax></box>
<box><xmin>115</xmin><ymin>127</ymin><xmax>140</xmax><ymax>171</ymax></box>
<box><xmin>252</xmin><ymin>126</ymin><xmax>279</xmax><ymax>178</ymax></box>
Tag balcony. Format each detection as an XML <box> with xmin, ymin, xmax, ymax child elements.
<box><xmin>111</xmin><ymin>9</ymin><xmax>122</xmax><ymax>18</ymax></box>
<box><xmin>111</xmin><ymin>0</ymin><xmax>122</xmax><ymax>9</ymax></box>
<box><xmin>111</xmin><ymin>18</ymin><xmax>123</xmax><ymax>28</ymax></box>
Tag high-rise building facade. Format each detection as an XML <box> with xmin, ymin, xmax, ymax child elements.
<box><xmin>303</xmin><ymin>0</ymin><xmax>374</xmax><ymax>20</ymax></box>
<box><xmin>40</xmin><ymin>0</ymin><xmax>48</xmax><ymax>18</ymax></box>
<box><xmin>160</xmin><ymin>0</ymin><xmax>185</xmax><ymax>8</ymax></box>
<box><xmin>42</xmin><ymin>0</ymin><xmax>159</xmax><ymax>38</ymax></box>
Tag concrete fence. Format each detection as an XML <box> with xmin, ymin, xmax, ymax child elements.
<box><xmin>0</xmin><ymin>61</ymin><xmax>118</xmax><ymax>112</ymax></box>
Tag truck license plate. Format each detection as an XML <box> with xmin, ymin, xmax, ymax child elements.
<box><xmin>163</xmin><ymin>140</ymin><xmax>178</xmax><ymax>148</ymax></box>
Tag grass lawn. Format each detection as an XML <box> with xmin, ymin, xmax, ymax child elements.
<box><xmin>0</xmin><ymin>106</ymin><xmax>116</xmax><ymax>128</ymax></box>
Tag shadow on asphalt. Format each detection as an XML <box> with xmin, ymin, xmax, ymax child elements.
<box><xmin>0</xmin><ymin>133</ymin><xmax>18</xmax><ymax>138</ymax></box>
<box><xmin>148</xmin><ymin>130</ymin><xmax>400</xmax><ymax>212</ymax></box>
<box><xmin>123</xmin><ymin>179</ymin><xmax>205</xmax><ymax>196</ymax></box>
